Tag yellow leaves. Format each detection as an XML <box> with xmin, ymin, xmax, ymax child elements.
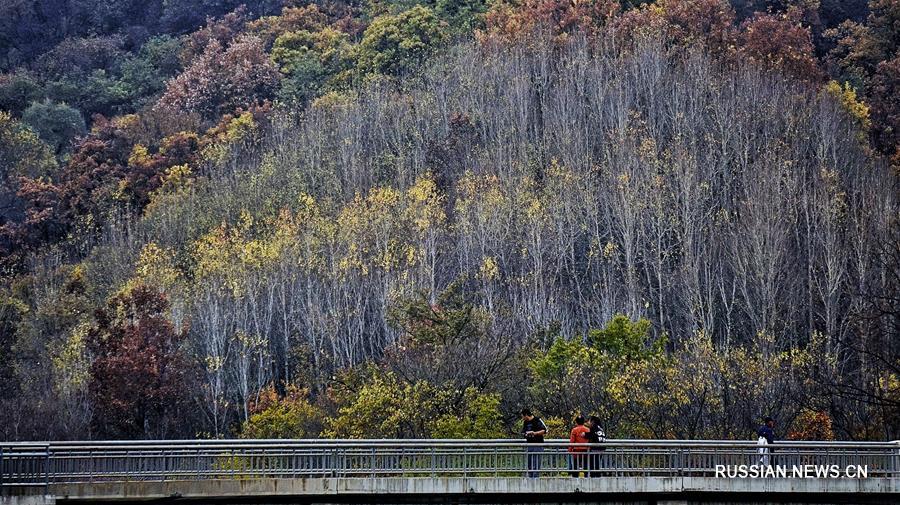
<box><xmin>234</xmin><ymin>330</ymin><xmax>268</xmax><ymax>357</ymax></box>
<box><xmin>312</xmin><ymin>91</ymin><xmax>355</xmax><ymax>110</ymax></box>
<box><xmin>325</xmin><ymin>369</ymin><xmax>503</xmax><ymax>439</ymax></box>
<box><xmin>544</xmin><ymin>158</ymin><xmax>572</xmax><ymax>181</ymax></box>
<box><xmin>201</xmin><ymin>112</ymin><xmax>259</xmax><ymax>164</ymax></box>
<box><xmin>525</xmin><ymin>195</ymin><xmax>545</xmax><ymax>222</ymax></box>
<box><xmin>205</xmin><ymin>355</ymin><xmax>225</xmax><ymax>372</ymax></box>
<box><xmin>824</xmin><ymin>80</ymin><xmax>870</xmax><ymax>130</ymax></box>
<box><xmin>337</xmin><ymin>187</ymin><xmax>403</xmax><ymax>275</ymax></box>
<box><xmin>241</xmin><ymin>384</ymin><xmax>324</xmax><ymax>439</ymax></box>
<box><xmin>191</xmin><ymin>211</ymin><xmax>286</xmax><ymax>296</ymax></box>
<box><xmin>128</xmin><ymin>144</ymin><xmax>151</xmax><ymax>166</ymax></box>
<box><xmin>336</xmin><ymin>175</ymin><xmax>445</xmax><ymax>277</ymax></box>
<box><xmin>225</xmin><ymin>112</ymin><xmax>258</xmax><ymax>141</ymax></box>
<box><xmin>603</xmin><ymin>241</ymin><xmax>617</xmax><ymax>258</ymax></box>
<box><xmin>368</xmin><ymin>186</ymin><xmax>403</xmax><ymax>208</ymax></box>
<box><xmin>541</xmin><ymin>416</ymin><xmax>566</xmax><ymax>438</ymax></box>
<box><xmin>133</xmin><ymin>242</ymin><xmax>182</xmax><ymax>294</ymax></box>
<box><xmin>51</xmin><ymin>321</ymin><xmax>91</xmax><ymax>396</ymax></box>
<box><xmin>160</xmin><ymin>164</ymin><xmax>193</xmax><ymax>192</ymax></box>
<box><xmin>818</xmin><ymin>167</ymin><xmax>848</xmax><ymax>221</ymax></box>
<box><xmin>479</xmin><ymin>256</ymin><xmax>500</xmax><ymax>280</ymax></box>
<box><xmin>455</xmin><ymin>172</ymin><xmax>507</xmax><ymax>215</ymax></box>
<box><xmin>878</xmin><ymin>372</ymin><xmax>900</xmax><ymax>405</ymax></box>
<box><xmin>193</xmin><ymin>224</ymin><xmax>232</xmax><ymax>283</ymax></box>
<box><xmin>113</xmin><ymin>114</ymin><xmax>140</xmax><ymax>131</ymax></box>
<box><xmin>146</xmin><ymin>163</ymin><xmax>196</xmax><ymax>215</ymax></box>
<box><xmin>609</xmin><ymin>358</ymin><xmax>671</xmax><ymax>403</ymax></box>
<box><xmin>406</xmin><ymin>176</ymin><xmax>445</xmax><ymax>232</ymax></box>
<box><xmin>587</xmin><ymin>239</ymin><xmax>618</xmax><ymax>263</ymax></box>
<box><xmin>637</xmin><ymin>137</ymin><xmax>658</xmax><ymax>164</ymax></box>
<box><xmin>186</xmin><ymin>174</ymin><xmax>443</xmax><ymax>290</ymax></box>
<box><xmin>295</xmin><ymin>193</ymin><xmax>320</xmax><ymax>221</ymax></box>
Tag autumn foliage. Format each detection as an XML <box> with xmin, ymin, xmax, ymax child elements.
<box><xmin>157</xmin><ymin>35</ymin><xmax>281</xmax><ymax>119</ymax></box>
<box><xmin>481</xmin><ymin>0</ymin><xmax>620</xmax><ymax>43</ymax></box>
<box><xmin>788</xmin><ymin>409</ymin><xmax>836</xmax><ymax>441</ymax></box>
<box><xmin>0</xmin><ymin>1</ymin><xmax>898</xmax><ymax>442</ymax></box>
<box><xmin>738</xmin><ymin>8</ymin><xmax>822</xmax><ymax>81</ymax></box>
<box><xmin>87</xmin><ymin>285</ymin><xmax>192</xmax><ymax>438</ymax></box>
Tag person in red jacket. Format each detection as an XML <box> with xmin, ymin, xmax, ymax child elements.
<box><xmin>568</xmin><ymin>415</ymin><xmax>590</xmax><ymax>476</ymax></box>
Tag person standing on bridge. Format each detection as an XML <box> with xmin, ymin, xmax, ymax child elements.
<box><xmin>568</xmin><ymin>415</ymin><xmax>590</xmax><ymax>477</ymax></box>
<box><xmin>757</xmin><ymin>416</ymin><xmax>776</xmax><ymax>466</ymax></box>
<box><xmin>521</xmin><ymin>408</ymin><xmax>547</xmax><ymax>478</ymax></box>
<box><xmin>585</xmin><ymin>415</ymin><xmax>606</xmax><ymax>477</ymax></box>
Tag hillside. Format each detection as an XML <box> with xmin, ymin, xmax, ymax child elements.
<box><xmin>0</xmin><ymin>1</ymin><xmax>897</xmax><ymax>441</ymax></box>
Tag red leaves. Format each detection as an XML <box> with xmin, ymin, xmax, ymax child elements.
<box><xmin>481</xmin><ymin>0</ymin><xmax>620</xmax><ymax>44</ymax></box>
<box><xmin>738</xmin><ymin>9</ymin><xmax>823</xmax><ymax>82</ymax></box>
<box><xmin>88</xmin><ymin>285</ymin><xmax>192</xmax><ymax>438</ymax></box>
<box><xmin>484</xmin><ymin>0</ymin><xmax>824</xmax><ymax>83</ymax></box>
<box><xmin>157</xmin><ymin>35</ymin><xmax>281</xmax><ymax>120</ymax></box>
<box><xmin>661</xmin><ymin>0</ymin><xmax>736</xmax><ymax>51</ymax></box>
<box><xmin>869</xmin><ymin>55</ymin><xmax>900</xmax><ymax>152</ymax></box>
<box><xmin>10</xmin><ymin>118</ymin><xmax>199</xmax><ymax>254</ymax></box>
<box><xmin>181</xmin><ymin>6</ymin><xmax>249</xmax><ymax>66</ymax></box>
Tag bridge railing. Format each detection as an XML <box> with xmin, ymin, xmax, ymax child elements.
<box><xmin>2</xmin><ymin>439</ymin><xmax>898</xmax><ymax>488</ymax></box>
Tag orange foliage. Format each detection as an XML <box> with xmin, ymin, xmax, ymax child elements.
<box><xmin>181</xmin><ymin>7</ymin><xmax>249</xmax><ymax>65</ymax></box>
<box><xmin>788</xmin><ymin>409</ymin><xmax>835</xmax><ymax>441</ymax></box>
<box><xmin>249</xmin><ymin>383</ymin><xmax>312</xmax><ymax>416</ymax></box>
<box><xmin>613</xmin><ymin>0</ymin><xmax>736</xmax><ymax>53</ymax></box>
<box><xmin>246</xmin><ymin>5</ymin><xmax>330</xmax><ymax>47</ymax></box>
<box><xmin>480</xmin><ymin>0</ymin><xmax>620</xmax><ymax>44</ymax></box>
<box><xmin>738</xmin><ymin>8</ymin><xmax>823</xmax><ymax>82</ymax></box>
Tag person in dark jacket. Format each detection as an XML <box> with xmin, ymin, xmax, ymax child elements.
<box><xmin>521</xmin><ymin>408</ymin><xmax>547</xmax><ymax>478</ymax></box>
<box><xmin>757</xmin><ymin>416</ymin><xmax>776</xmax><ymax>466</ymax></box>
<box><xmin>585</xmin><ymin>415</ymin><xmax>605</xmax><ymax>477</ymax></box>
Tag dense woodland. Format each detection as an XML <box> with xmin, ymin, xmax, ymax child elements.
<box><xmin>0</xmin><ymin>0</ymin><xmax>897</xmax><ymax>442</ymax></box>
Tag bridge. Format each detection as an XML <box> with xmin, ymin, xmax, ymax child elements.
<box><xmin>2</xmin><ymin>439</ymin><xmax>898</xmax><ymax>504</ymax></box>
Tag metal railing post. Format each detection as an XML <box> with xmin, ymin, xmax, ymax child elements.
<box><xmin>430</xmin><ymin>446</ymin><xmax>436</xmax><ymax>478</ymax></box>
<box><xmin>337</xmin><ymin>446</ymin><xmax>343</xmax><ymax>478</ymax></box>
<box><xmin>494</xmin><ymin>446</ymin><xmax>498</xmax><ymax>478</ymax></box>
<box><xmin>44</xmin><ymin>447</ymin><xmax>50</xmax><ymax>492</ymax></box>
<box><xmin>463</xmin><ymin>446</ymin><xmax>467</xmax><ymax>478</ymax></box>
<box><xmin>891</xmin><ymin>442</ymin><xmax>900</xmax><ymax>479</ymax></box>
<box><xmin>327</xmin><ymin>447</ymin><xmax>333</xmax><ymax>478</ymax></box>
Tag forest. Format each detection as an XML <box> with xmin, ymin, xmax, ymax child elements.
<box><xmin>0</xmin><ymin>0</ymin><xmax>897</xmax><ymax>442</ymax></box>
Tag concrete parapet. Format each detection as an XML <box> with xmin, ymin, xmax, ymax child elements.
<box><xmin>41</xmin><ymin>476</ymin><xmax>898</xmax><ymax>502</ymax></box>
<box><xmin>0</xmin><ymin>496</ymin><xmax>55</xmax><ymax>505</ymax></box>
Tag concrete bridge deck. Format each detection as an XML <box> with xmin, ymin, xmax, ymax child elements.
<box><xmin>2</xmin><ymin>439</ymin><xmax>898</xmax><ymax>503</ymax></box>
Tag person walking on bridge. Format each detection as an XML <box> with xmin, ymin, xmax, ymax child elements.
<box><xmin>568</xmin><ymin>415</ymin><xmax>590</xmax><ymax>476</ymax></box>
<box><xmin>757</xmin><ymin>416</ymin><xmax>776</xmax><ymax>466</ymax></box>
<box><xmin>521</xmin><ymin>408</ymin><xmax>547</xmax><ymax>478</ymax></box>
